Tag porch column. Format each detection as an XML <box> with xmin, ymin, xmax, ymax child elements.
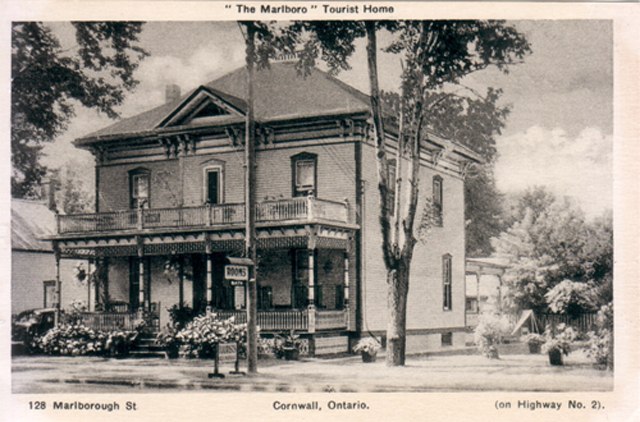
<box><xmin>497</xmin><ymin>274</ymin><xmax>503</xmax><ymax>313</ymax></box>
<box><xmin>53</xmin><ymin>245</ymin><xmax>61</xmax><ymax>326</ymax></box>
<box><xmin>307</xmin><ymin>248</ymin><xmax>316</xmax><ymax>333</ymax></box>
<box><xmin>138</xmin><ymin>257</ymin><xmax>145</xmax><ymax>316</ymax></box>
<box><xmin>343</xmin><ymin>251</ymin><xmax>350</xmax><ymax>308</ymax></box>
<box><xmin>206</xmin><ymin>242</ymin><xmax>213</xmax><ymax>314</ymax></box>
<box><xmin>87</xmin><ymin>259</ymin><xmax>93</xmax><ymax>312</ymax></box>
<box><xmin>475</xmin><ymin>271</ymin><xmax>481</xmax><ymax>314</ymax></box>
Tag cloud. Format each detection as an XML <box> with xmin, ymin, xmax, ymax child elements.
<box><xmin>495</xmin><ymin>126</ymin><xmax>612</xmax><ymax>218</ymax></box>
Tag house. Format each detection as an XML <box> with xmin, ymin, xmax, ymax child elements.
<box><xmin>465</xmin><ymin>257</ymin><xmax>509</xmax><ymax>327</ymax></box>
<box><xmin>12</xmin><ymin>197</ymin><xmax>87</xmax><ymax>315</ymax></box>
<box><xmin>47</xmin><ymin>62</ymin><xmax>481</xmax><ymax>355</ymax></box>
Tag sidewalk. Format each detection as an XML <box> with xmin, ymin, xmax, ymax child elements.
<box><xmin>12</xmin><ymin>346</ymin><xmax>613</xmax><ymax>393</ymax></box>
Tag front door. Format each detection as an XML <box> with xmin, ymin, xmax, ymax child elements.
<box><xmin>192</xmin><ymin>253</ymin><xmax>228</xmax><ymax>312</ymax></box>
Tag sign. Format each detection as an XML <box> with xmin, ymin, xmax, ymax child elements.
<box><xmin>225</xmin><ymin>265</ymin><xmax>249</xmax><ymax>281</ymax></box>
<box><xmin>229</xmin><ymin>280</ymin><xmax>245</xmax><ymax>287</ymax></box>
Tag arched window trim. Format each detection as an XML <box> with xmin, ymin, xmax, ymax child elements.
<box><xmin>129</xmin><ymin>167</ymin><xmax>151</xmax><ymax>209</ymax></box>
<box><xmin>291</xmin><ymin>152</ymin><xmax>318</xmax><ymax>197</ymax></box>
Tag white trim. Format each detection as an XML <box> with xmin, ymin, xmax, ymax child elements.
<box><xmin>202</xmin><ymin>165</ymin><xmax>224</xmax><ymax>204</ymax></box>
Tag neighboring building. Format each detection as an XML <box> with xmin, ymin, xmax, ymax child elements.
<box><xmin>12</xmin><ymin>198</ymin><xmax>87</xmax><ymax>315</ymax></box>
<box><xmin>47</xmin><ymin>62</ymin><xmax>481</xmax><ymax>355</ymax></box>
<box><xmin>465</xmin><ymin>257</ymin><xmax>509</xmax><ymax>327</ymax></box>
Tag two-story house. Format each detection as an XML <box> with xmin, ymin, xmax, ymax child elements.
<box><xmin>48</xmin><ymin>62</ymin><xmax>481</xmax><ymax>355</ymax></box>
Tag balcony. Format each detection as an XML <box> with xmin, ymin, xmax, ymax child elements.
<box><xmin>56</xmin><ymin>197</ymin><xmax>351</xmax><ymax>235</ymax></box>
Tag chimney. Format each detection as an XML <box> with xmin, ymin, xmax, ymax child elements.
<box><xmin>41</xmin><ymin>179</ymin><xmax>57</xmax><ymax>212</ymax></box>
<box><xmin>165</xmin><ymin>84</ymin><xmax>181</xmax><ymax>103</ymax></box>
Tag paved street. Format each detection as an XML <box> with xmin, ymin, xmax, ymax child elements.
<box><xmin>12</xmin><ymin>345</ymin><xmax>612</xmax><ymax>393</ymax></box>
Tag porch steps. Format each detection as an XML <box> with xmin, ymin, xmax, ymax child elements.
<box><xmin>130</xmin><ymin>333</ymin><xmax>167</xmax><ymax>359</ymax></box>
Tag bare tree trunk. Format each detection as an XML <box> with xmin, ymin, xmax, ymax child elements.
<box><xmin>386</xmin><ymin>264</ymin><xmax>409</xmax><ymax>365</ymax></box>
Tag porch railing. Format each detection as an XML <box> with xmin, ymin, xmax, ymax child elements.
<box><xmin>215</xmin><ymin>309</ymin><xmax>310</xmax><ymax>331</ymax></box>
<box><xmin>57</xmin><ymin>197</ymin><xmax>349</xmax><ymax>235</ymax></box>
<box><xmin>75</xmin><ymin>312</ymin><xmax>138</xmax><ymax>331</ymax></box>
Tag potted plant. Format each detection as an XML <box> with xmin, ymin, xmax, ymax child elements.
<box><xmin>521</xmin><ymin>333</ymin><xmax>545</xmax><ymax>354</ymax></box>
<box><xmin>274</xmin><ymin>330</ymin><xmax>302</xmax><ymax>360</ymax></box>
<box><xmin>541</xmin><ymin>324</ymin><xmax>576</xmax><ymax>366</ymax></box>
<box><xmin>353</xmin><ymin>337</ymin><xmax>381</xmax><ymax>363</ymax></box>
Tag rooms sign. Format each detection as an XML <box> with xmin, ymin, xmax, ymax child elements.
<box><xmin>225</xmin><ymin>265</ymin><xmax>249</xmax><ymax>282</ymax></box>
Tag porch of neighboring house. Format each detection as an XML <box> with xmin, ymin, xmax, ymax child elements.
<box><xmin>49</xmin><ymin>197</ymin><xmax>356</xmax><ymax>341</ymax></box>
<box><xmin>464</xmin><ymin>257</ymin><xmax>509</xmax><ymax>327</ymax></box>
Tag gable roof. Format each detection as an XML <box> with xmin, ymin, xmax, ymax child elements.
<box><xmin>12</xmin><ymin>199</ymin><xmax>56</xmax><ymax>252</ymax></box>
<box><xmin>77</xmin><ymin>62</ymin><xmax>370</xmax><ymax>143</ymax></box>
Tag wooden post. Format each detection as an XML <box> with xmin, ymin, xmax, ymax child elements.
<box><xmin>343</xmin><ymin>251</ymin><xmax>350</xmax><ymax>308</ymax></box>
<box><xmin>475</xmin><ymin>272</ymin><xmax>481</xmax><ymax>314</ymax></box>
<box><xmin>138</xmin><ymin>258</ymin><xmax>145</xmax><ymax>317</ymax></box>
<box><xmin>206</xmin><ymin>242</ymin><xmax>213</xmax><ymax>314</ymax></box>
<box><xmin>87</xmin><ymin>259</ymin><xmax>92</xmax><ymax>312</ymax></box>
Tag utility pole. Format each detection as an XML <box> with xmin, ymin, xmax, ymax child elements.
<box><xmin>243</xmin><ymin>22</ymin><xmax>259</xmax><ymax>374</ymax></box>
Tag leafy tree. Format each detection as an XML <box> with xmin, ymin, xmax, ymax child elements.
<box><xmin>293</xmin><ymin>20</ymin><xmax>530</xmax><ymax>365</ymax></box>
<box><xmin>11</xmin><ymin>22</ymin><xmax>148</xmax><ymax>198</ymax></box>
<box><xmin>49</xmin><ymin>163</ymin><xmax>94</xmax><ymax>214</ymax></box>
<box><xmin>493</xmin><ymin>187</ymin><xmax>613</xmax><ymax>314</ymax></box>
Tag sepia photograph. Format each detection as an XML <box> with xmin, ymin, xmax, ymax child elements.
<box><xmin>3</xmin><ymin>5</ymin><xmax>635</xmax><ymax>419</ymax></box>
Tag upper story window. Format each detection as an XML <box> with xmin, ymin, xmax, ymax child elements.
<box><xmin>291</xmin><ymin>152</ymin><xmax>317</xmax><ymax>197</ymax></box>
<box><xmin>130</xmin><ymin>168</ymin><xmax>150</xmax><ymax>209</ymax></box>
<box><xmin>204</xmin><ymin>166</ymin><xmax>223</xmax><ymax>204</ymax></box>
<box><xmin>433</xmin><ymin>175</ymin><xmax>443</xmax><ymax>226</ymax></box>
<box><xmin>387</xmin><ymin>159</ymin><xmax>397</xmax><ymax>215</ymax></box>
<box><xmin>442</xmin><ymin>253</ymin><xmax>452</xmax><ymax>311</ymax></box>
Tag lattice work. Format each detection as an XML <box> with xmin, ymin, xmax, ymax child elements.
<box><xmin>316</xmin><ymin>236</ymin><xmax>349</xmax><ymax>250</ymax></box>
<box><xmin>257</xmin><ymin>236</ymin><xmax>307</xmax><ymax>249</ymax></box>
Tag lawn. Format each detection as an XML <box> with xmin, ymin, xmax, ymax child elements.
<box><xmin>11</xmin><ymin>345</ymin><xmax>612</xmax><ymax>393</ymax></box>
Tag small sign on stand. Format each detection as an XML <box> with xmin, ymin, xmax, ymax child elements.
<box><xmin>207</xmin><ymin>343</ymin><xmax>225</xmax><ymax>379</ymax></box>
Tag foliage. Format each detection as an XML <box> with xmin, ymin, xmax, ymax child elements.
<box><xmin>11</xmin><ymin>22</ymin><xmax>148</xmax><ymax>197</ymax></box>
<box><xmin>493</xmin><ymin>188</ymin><xmax>613</xmax><ymax>314</ymax></box>
<box><xmin>586</xmin><ymin>302</ymin><xmax>613</xmax><ymax>369</ymax></box>
<box><xmin>167</xmin><ymin>304</ymin><xmax>198</xmax><ymax>331</ymax></box>
<box><xmin>49</xmin><ymin>163</ymin><xmax>94</xmax><ymax>214</ymax></box>
<box><xmin>175</xmin><ymin>313</ymin><xmax>247</xmax><ymax>359</ymax></box>
<box><xmin>541</xmin><ymin>323</ymin><xmax>577</xmax><ymax>356</ymax></box>
<box><xmin>474</xmin><ymin>313</ymin><xmax>511</xmax><ymax>359</ymax></box>
<box><xmin>273</xmin><ymin>330</ymin><xmax>302</xmax><ymax>359</ymax></box>
<box><xmin>353</xmin><ymin>337</ymin><xmax>381</xmax><ymax>355</ymax></box>
<box><xmin>32</xmin><ymin>323</ymin><xmax>138</xmax><ymax>357</ymax></box>
<box><xmin>155</xmin><ymin>324</ymin><xmax>181</xmax><ymax>358</ymax></box>
<box><xmin>545</xmin><ymin>280</ymin><xmax>599</xmax><ymax>318</ymax></box>
<box><xmin>521</xmin><ymin>333</ymin><xmax>545</xmax><ymax>346</ymax></box>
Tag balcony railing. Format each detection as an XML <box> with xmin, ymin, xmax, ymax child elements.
<box><xmin>57</xmin><ymin>197</ymin><xmax>350</xmax><ymax>235</ymax></box>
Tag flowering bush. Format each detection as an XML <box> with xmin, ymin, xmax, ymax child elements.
<box><xmin>155</xmin><ymin>324</ymin><xmax>181</xmax><ymax>358</ymax></box>
<box><xmin>34</xmin><ymin>324</ymin><xmax>107</xmax><ymax>356</ymax></box>
<box><xmin>176</xmin><ymin>313</ymin><xmax>246</xmax><ymax>359</ymax></box>
<box><xmin>521</xmin><ymin>333</ymin><xmax>545</xmax><ymax>346</ymax></box>
<box><xmin>353</xmin><ymin>337</ymin><xmax>381</xmax><ymax>355</ymax></box>
<box><xmin>167</xmin><ymin>305</ymin><xmax>198</xmax><ymax>331</ymax></box>
<box><xmin>586</xmin><ymin>302</ymin><xmax>613</xmax><ymax>369</ymax></box>
<box><xmin>474</xmin><ymin>313</ymin><xmax>511</xmax><ymax>359</ymax></box>
<box><xmin>541</xmin><ymin>323</ymin><xmax>577</xmax><ymax>356</ymax></box>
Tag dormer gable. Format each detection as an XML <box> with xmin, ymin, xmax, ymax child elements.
<box><xmin>157</xmin><ymin>86</ymin><xmax>246</xmax><ymax>128</ymax></box>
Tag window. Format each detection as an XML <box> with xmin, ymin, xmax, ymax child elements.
<box><xmin>387</xmin><ymin>159</ymin><xmax>397</xmax><ymax>214</ymax></box>
<box><xmin>204</xmin><ymin>167</ymin><xmax>223</xmax><ymax>204</ymax></box>
<box><xmin>43</xmin><ymin>280</ymin><xmax>56</xmax><ymax>308</ymax></box>
<box><xmin>130</xmin><ymin>169</ymin><xmax>150</xmax><ymax>209</ymax></box>
<box><xmin>441</xmin><ymin>332</ymin><xmax>453</xmax><ymax>347</ymax></box>
<box><xmin>291</xmin><ymin>153</ymin><xmax>317</xmax><ymax>197</ymax></box>
<box><xmin>443</xmin><ymin>254</ymin><xmax>452</xmax><ymax>311</ymax></box>
<box><xmin>433</xmin><ymin>175</ymin><xmax>443</xmax><ymax>226</ymax></box>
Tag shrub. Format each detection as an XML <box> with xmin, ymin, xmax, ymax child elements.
<box><xmin>167</xmin><ymin>305</ymin><xmax>198</xmax><ymax>331</ymax></box>
<box><xmin>541</xmin><ymin>323</ymin><xmax>577</xmax><ymax>356</ymax></box>
<box><xmin>474</xmin><ymin>313</ymin><xmax>511</xmax><ymax>359</ymax></box>
<box><xmin>273</xmin><ymin>330</ymin><xmax>302</xmax><ymax>360</ymax></box>
<box><xmin>155</xmin><ymin>324</ymin><xmax>181</xmax><ymax>358</ymax></box>
<box><xmin>545</xmin><ymin>280</ymin><xmax>599</xmax><ymax>318</ymax></box>
<box><xmin>521</xmin><ymin>333</ymin><xmax>545</xmax><ymax>346</ymax></box>
<box><xmin>32</xmin><ymin>323</ymin><xmax>138</xmax><ymax>357</ymax></box>
<box><xmin>586</xmin><ymin>302</ymin><xmax>613</xmax><ymax>369</ymax></box>
<box><xmin>175</xmin><ymin>313</ymin><xmax>245</xmax><ymax>359</ymax></box>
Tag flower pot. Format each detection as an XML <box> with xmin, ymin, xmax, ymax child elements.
<box><xmin>548</xmin><ymin>348</ymin><xmax>563</xmax><ymax>366</ymax></box>
<box><xmin>528</xmin><ymin>343</ymin><xmax>541</xmax><ymax>354</ymax></box>
<box><xmin>283</xmin><ymin>347</ymin><xmax>299</xmax><ymax>361</ymax></box>
<box><xmin>361</xmin><ymin>351</ymin><xmax>377</xmax><ymax>363</ymax></box>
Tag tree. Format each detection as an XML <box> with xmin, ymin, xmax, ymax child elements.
<box><xmin>294</xmin><ymin>20</ymin><xmax>530</xmax><ymax>365</ymax></box>
<box><xmin>492</xmin><ymin>187</ymin><xmax>613</xmax><ymax>314</ymax></box>
<box><xmin>49</xmin><ymin>162</ymin><xmax>94</xmax><ymax>214</ymax></box>
<box><xmin>11</xmin><ymin>22</ymin><xmax>148</xmax><ymax>198</ymax></box>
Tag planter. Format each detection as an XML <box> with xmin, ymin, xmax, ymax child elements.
<box><xmin>528</xmin><ymin>343</ymin><xmax>541</xmax><ymax>354</ymax></box>
<box><xmin>548</xmin><ymin>348</ymin><xmax>563</xmax><ymax>366</ymax></box>
<box><xmin>283</xmin><ymin>347</ymin><xmax>300</xmax><ymax>361</ymax></box>
<box><xmin>361</xmin><ymin>351</ymin><xmax>377</xmax><ymax>363</ymax></box>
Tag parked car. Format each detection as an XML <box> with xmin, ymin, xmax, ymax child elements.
<box><xmin>11</xmin><ymin>308</ymin><xmax>56</xmax><ymax>354</ymax></box>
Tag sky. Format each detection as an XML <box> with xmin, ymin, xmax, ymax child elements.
<box><xmin>42</xmin><ymin>20</ymin><xmax>613</xmax><ymax>219</ymax></box>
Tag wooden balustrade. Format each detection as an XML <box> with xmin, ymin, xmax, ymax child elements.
<box><xmin>315</xmin><ymin>309</ymin><xmax>348</xmax><ymax>330</ymax></box>
<box><xmin>214</xmin><ymin>309</ymin><xmax>309</xmax><ymax>331</ymax></box>
<box><xmin>76</xmin><ymin>312</ymin><xmax>138</xmax><ymax>331</ymax></box>
<box><xmin>57</xmin><ymin>198</ymin><xmax>350</xmax><ymax>235</ymax></box>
